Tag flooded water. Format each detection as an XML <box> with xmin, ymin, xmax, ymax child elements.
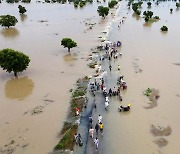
<box><xmin>100</xmin><ymin>1</ymin><xmax>180</xmax><ymax>154</ymax></box>
<box><xmin>0</xmin><ymin>1</ymin><xmax>116</xmax><ymax>153</ymax></box>
<box><xmin>0</xmin><ymin>0</ymin><xmax>179</xmax><ymax>153</ymax></box>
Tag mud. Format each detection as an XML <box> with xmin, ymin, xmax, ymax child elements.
<box><xmin>151</xmin><ymin>125</ymin><xmax>172</xmax><ymax>137</ymax></box>
<box><xmin>144</xmin><ymin>89</ymin><xmax>160</xmax><ymax>109</ymax></box>
<box><xmin>153</xmin><ymin>138</ymin><xmax>168</xmax><ymax>148</ymax></box>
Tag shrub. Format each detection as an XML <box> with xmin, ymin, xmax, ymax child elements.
<box><xmin>160</xmin><ymin>25</ymin><xmax>168</xmax><ymax>31</ymax></box>
<box><xmin>108</xmin><ymin>0</ymin><xmax>118</xmax><ymax>8</ymax></box>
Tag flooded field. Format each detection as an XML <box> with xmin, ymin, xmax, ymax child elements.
<box><xmin>0</xmin><ymin>0</ymin><xmax>180</xmax><ymax>153</ymax></box>
<box><xmin>0</xmin><ymin>1</ymin><xmax>116</xmax><ymax>153</ymax></box>
<box><xmin>100</xmin><ymin>1</ymin><xmax>180</xmax><ymax>154</ymax></box>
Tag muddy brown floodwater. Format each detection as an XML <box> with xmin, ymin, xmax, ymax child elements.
<box><xmin>100</xmin><ymin>1</ymin><xmax>180</xmax><ymax>154</ymax></box>
<box><xmin>0</xmin><ymin>1</ymin><xmax>119</xmax><ymax>153</ymax></box>
<box><xmin>0</xmin><ymin>0</ymin><xmax>180</xmax><ymax>154</ymax></box>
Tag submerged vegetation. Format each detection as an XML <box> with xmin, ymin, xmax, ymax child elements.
<box><xmin>61</xmin><ymin>38</ymin><xmax>77</xmax><ymax>53</ymax></box>
<box><xmin>0</xmin><ymin>15</ymin><xmax>18</xmax><ymax>28</ymax></box>
<box><xmin>108</xmin><ymin>0</ymin><xmax>118</xmax><ymax>8</ymax></box>
<box><xmin>6</xmin><ymin>0</ymin><xmax>31</xmax><ymax>3</ymax></box>
<box><xmin>18</xmin><ymin>5</ymin><xmax>27</xmax><ymax>14</ymax></box>
<box><xmin>0</xmin><ymin>48</ymin><xmax>30</xmax><ymax>77</ymax></box>
<box><xmin>97</xmin><ymin>6</ymin><xmax>109</xmax><ymax>18</ymax></box>
<box><xmin>161</xmin><ymin>25</ymin><xmax>168</xmax><ymax>31</ymax></box>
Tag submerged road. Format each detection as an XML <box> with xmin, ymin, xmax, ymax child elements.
<box><xmin>74</xmin><ymin>46</ymin><xmax>124</xmax><ymax>154</ymax></box>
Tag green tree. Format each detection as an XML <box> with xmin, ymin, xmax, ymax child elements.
<box><xmin>143</xmin><ymin>11</ymin><xmax>153</xmax><ymax>22</ymax></box>
<box><xmin>137</xmin><ymin>1</ymin><xmax>143</xmax><ymax>7</ymax></box>
<box><xmin>160</xmin><ymin>25</ymin><xmax>168</xmax><ymax>32</ymax></box>
<box><xmin>176</xmin><ymin>2</ymin><xmax>180</xmax><ymax>8</ymax></box>
<box><xmin>135</xmin><ymin>10</ymin><xmax>141</xmax><ymax>15</ymax></box>
<box><xmin>147</xmin><ymin>2</ymin><xmax>151</xmax><ymax>7</ymax></box>
<box><xmin>170</xmin><ymin>8</ymin><xmax>173</xmax><ymax>13</ymax></box>
<box><xmin>18</xmin><ymin>5</ymin><xmax>27</xmax><ymax>14</ymax></box>
<box><xmin>0</xmin><ymin>15</ymin><xmax>18</xmax><ymax>28</ymax></box>
<box><xmin>61</xmin><ymin>38</ymin><xmax>77</xmax><ymax>53</ymax></box>
<box><xmin>132</xmin><ymin>3</ymin><xmax>139</xmax><ymax>12</ymax></box>
<box><xmin>97</xmin><ymin>6</ymin><xmax>109</xmax><ymax>18</ymax></box>
<box><xmin>108</xmin><ymin>0</ymin><xmax>118</xmax><ymax>8</ymax></box>
<box><xmin>0</xmin><ymin>48</ymin><xmax>30</xmax><ymax>77</ymax></box>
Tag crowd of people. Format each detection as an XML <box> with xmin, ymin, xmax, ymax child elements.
<box><xmin>74</xmin><ymin>40</ymin><xmax>130</xmax><ymax>151</ymax></box>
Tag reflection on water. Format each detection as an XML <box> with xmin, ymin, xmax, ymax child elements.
<box><xmin>143</xmin><ymin>22</ymin><xmax>153</xmax><ymax>27</ymax></box>
<box><xmin>63</xmin><ymin>53</ymin><xmax>78</xmax><ymax>62</ymax></box>
<box><xmin>5</xmin><ymin>77</ymin><xmax>34</xmax><ymax>101</ymax></box>
<box><xmin>20</xmin><ymin>14</ymin><xmax>27</xmax><ymax>22</ymax></box>
<box><xmin>132</xmin><ymin>13</ymin><xmax>141</xmax><ymax>20</ymax></box>
<box><xmin>0</xmin><ymin>28</ymin><xmax>19</xmax><ymax>38</ymax></box>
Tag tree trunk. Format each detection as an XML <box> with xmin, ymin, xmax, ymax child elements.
<box><xmin>68</xmin><ymin>48</ymin><xmax>70</xmax><ymax>54</ymax></box>
<box><xmin>14</xmin><ymin>72</ymin><xmax>18</xmax><ymax>77</ymax></box>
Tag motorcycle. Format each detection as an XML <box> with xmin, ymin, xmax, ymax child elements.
<box><xmin>118</xmin><ymin>104</ymin><xmax>131</xmax><ymax>112</ymax></box>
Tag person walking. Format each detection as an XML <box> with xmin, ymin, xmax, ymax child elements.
<box><xmin>99</xmin><ymin>122</ymin><xmax>104</xmax><ymax>134</ymax></box>
<box><xmin>95</xmin><ymin>123</ymin><xmax>99</xmax><ymax>135</ymax></box>
<box><xmin>89</xmin><ymin>116</ymin><xmax>93</xmax><ymax>124</ymax></box>
<box><xmin>118</xmin><ymin>65</ymin><xmax>121</xmax><ymax>71</ymax></box>
<box><xmin>94</xmin><ymin>137</ymin><xmax>99</xmax><ymax>150</ymax></box>
<box><xmin>109</xmin><ymin>65</ymin><xmax>112</xmax><ymax>71</ymax></box>
<box><xmin>98</xmin><ymin>115</ymin><xmax>102</xmax><ymax>123</ymax></box>
<box><xmin>89</xmin><ymin>127</ymin><xmax>94</xmax><ymax>138</ymax></box>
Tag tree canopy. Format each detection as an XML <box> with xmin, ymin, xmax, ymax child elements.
<box><xmin>61</xmin><ymin>38</ymin><xmax>77</xmax><ymax>53</ymax></box>
<box><xmin>0</xmin><ymin>15</ymin><xmax>18</xmax><ymax>28</ymax></box>
<box><xmin>0</xmin><ymin>48</ymin><xmax>30</xmax><ymax>77</ymax></box>
<box><xmin>97</xmin><ymin>6</ymin><xmax>109</xmax><ymax>18</ymax></box>
<box><xmin>132</xmin><ymin>2</ymin><xmax>141</xmax><ymax>15</ymax></box>
<box><xmin>160</xmin><ymin>25</ymin><xmax>168</xmax><ymax>32</ymax></box>
<box><xmin>176</xmin><ymin>2</ymin><xmax>180</xmax><ymax>8</ymax></box>
<box><xmin>143</xmin><ymin>11</ymin><xmax>153</xmax><ymax>22</ymax></box>
<box><xmin>147</xmin><ymin>2</ymin><xmax>151</xmax><ymax>7</ymax></box>
<box><xmin>108</xmin><ymin>0</ymin><xmax>118</xmax><ymax>8</ymax></box>
<box><xmin>18</xmin><ymin>5</ymin><xmax>27</xmax><ymax>14</ymax></box>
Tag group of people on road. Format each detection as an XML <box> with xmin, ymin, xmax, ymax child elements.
<box><xmin>74</xmin><ymin>40</ymin><xmax>129</xmax><ymax>151</ymax></box>
<box><xmin>88</xmin><ymin>114</ymin><xmax>104</xmax><ymax>150</ymax></box>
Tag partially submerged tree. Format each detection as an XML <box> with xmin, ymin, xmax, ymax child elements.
<box><xmin>143</xmin><ymin>11</ymin><xmax>153</xmax><ymax>22</ymax></box>
<box><xmin>176</xmin><ymin>2</ymin><xmax>180</xmax><ymax>8</ymax></box>
<box><xmin>160</xmin><ymin>25</ymin><xmax>168</xmax><ymax>32</ymax></box>
<box><xmin>97</xmin><ymin>6</ymin><xmax>109</xmax><ymax>19</ymax></box>
<box><xmin>170</xmin><ymin>8</ymin><xmax>173</xmax><ymax>13</ymax></box>
<box><xmin>18</xmin><ymin>5</ymin><xmax>27</xmax><ymax>14</ymax></box>
<box><xmin>147</xmin><ymin>2</ymin><xmax>151</xmax><ymax>7</ymax></box>
<box><xmin>132</xmin><ymin>2</ymin><xmax>141</xmax><ymax>15</ymax></box>
<box><xmin>108</xmin><ymin>0</ymin><xmax>118</xmax><ymax>8</ymax></box>
<box><xmin>61</xmin><ymin>38</ymin><xmax>77</xmax><ymax>53</ymax></box>
<box><xmin>0</xmin><ymin>48</ymin><xmax>30</xmax><ymax>77</ymax></box>
<box><xmin>0</xmin><ymin>15</ymin><xmax>18</xmax><ymax>28</ymax></box>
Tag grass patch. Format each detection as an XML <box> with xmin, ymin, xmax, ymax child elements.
<box><xmin>55</xmin><ymin>124</ymin><xmax>78</xmax><ymax>151</ymax></box>
<box><xmin>70</xmin><ymin>97</ymin><xmax>85</xmax><ymax>117</ymax></box>
<box><xmin>143</xmin><ymin>88</ymin><xmax>152</xmax><ymax>96</ymax></box>
<box><xmin>54</xmin><ymin>76</ymin><xmax>89</xmax><ymax>152</ymax></box>
<box><xmin>60</xmin><ymin>122</ymin><xmax>73</xmax><ymax>135</ymax></box>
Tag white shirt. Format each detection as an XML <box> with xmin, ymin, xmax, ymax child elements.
<box><xmin>98</xmin><ymin>116</ymin><xmax>102</xmax><ymax>123</ymax></box>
